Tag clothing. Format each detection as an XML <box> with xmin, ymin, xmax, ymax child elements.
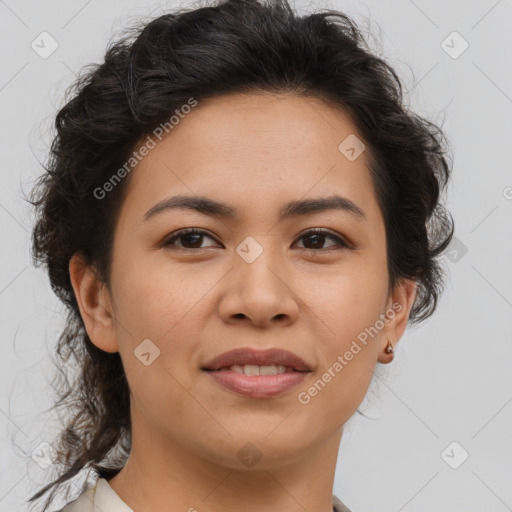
<box><xmin>56</xmin><ymin>477</ymin><xmax>352</xmax><ymax>512</ymax></box>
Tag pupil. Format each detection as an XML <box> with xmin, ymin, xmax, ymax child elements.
<box><xmin>306</xmin><ymin>234</ymin><xmax>324</xmax><ymax>249</ymax></box>
<box><xmin>183</xmin><ymin>233</ymin><xmax>203</xmax><ymax>248</ymax></box>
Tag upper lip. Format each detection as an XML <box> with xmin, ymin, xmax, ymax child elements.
<box><xmin>202</xmin><ymin>347</ymin><xmax>312</xmax><ymax>372</ymax></box>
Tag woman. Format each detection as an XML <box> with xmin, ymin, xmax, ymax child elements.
<box><xmin>28</xmin><ymin>0</ymin><xmax>454</xmax><ymax>510</ymax></box>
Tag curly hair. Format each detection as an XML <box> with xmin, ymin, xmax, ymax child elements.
<box><xmin>27</xmin><ymin>0</ymin><xmax>454</xmax><ymax>509</ymax></box>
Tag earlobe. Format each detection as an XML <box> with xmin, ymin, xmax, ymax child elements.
<box><xmin>378</xmin><ymin>278</ymin><xmax>417</xmax><ymax>363</ymax></box>
<box><xmin>68</xmin><ymin>252</ymin><xmax>119</xmax><ymax>353</ymax></box>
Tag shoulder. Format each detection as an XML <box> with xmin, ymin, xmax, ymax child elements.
<box><xmin>53</xmin><ymin>476</ymin><xmax>133</xmax><ymax>512</ymax></box>
<box><xmin>333</xmin><ymin>493</ymin><xmax>353</xmax><ymax>512</ymax></box>
<box><xmin>53</xmin><ymin>481</ymin><xmax>97</xmax><ymax>512</ymax></box>
<box><xmin>56</xmin><ymin>482</ymin><xmax>350</xmax><ymax>512</ymax></box>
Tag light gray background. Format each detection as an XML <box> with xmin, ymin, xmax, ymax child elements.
<box><xmin>1</xmin><ymin>0</ymin><xmax>511</xmax><ymax>511</ymax></box>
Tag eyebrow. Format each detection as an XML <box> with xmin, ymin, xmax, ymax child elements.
<box><xmin>143</xmin><ymin>194</ymin><xmax>367</xmax><ymax>222</ymax></box>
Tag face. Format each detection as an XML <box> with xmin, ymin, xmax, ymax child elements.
<box><xmin>71</xmin><ymin>91</ymin><xmax>416</xmax><ymax>471</ymax></box>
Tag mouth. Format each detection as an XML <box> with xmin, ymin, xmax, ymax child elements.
<box><xmin>202</xmin><ymin>367</ymin><xmax>310</xmax><ymax>398</ymax></box>
<box><xmin>201</xmin><ymin>347</ymin><xmax>312</xmax><ymax>398</ymax></box>
<box><xmin>203</xmin><ymin>364</ymin><xmax>307</xmax><ymax>375</ymax></box>
<box><xmin>202</xmin><ymin>347</ymin><xmax>312</xmax><ymax>372</ymax></box>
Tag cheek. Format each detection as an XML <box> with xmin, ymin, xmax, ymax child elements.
<box><xmin>304</xmin><ymin>257</ymin><xmax>388</xmax><ymax>342</ymax></box>
<box><xmin>111</xmin><ymin>255</ymin><xmax>219</xmax><ymax>377</ymax></box>
<box><xmin>111</xmin><ymin>262</ymin><xmax>201</xmax><ymax>420</ymax></box>
<box><xmin>338</xmin><ymin>277</ymin><xmax>388</xmax><ymax>335</ymax></box>
<box><xmin>297</xmin><ymin>276</ymin><xmax>386</xmax><ymax>428</ymax></box>
<box><xmin>111</xmin><ymin>248</ymin><xmax>192</xmax><ymax>332</ymax></box>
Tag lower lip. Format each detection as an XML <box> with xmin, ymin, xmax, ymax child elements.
<box><xmin>204</xmin><ymin>369</ymin><xmax>310</xmax><ymax>398</ymax></box>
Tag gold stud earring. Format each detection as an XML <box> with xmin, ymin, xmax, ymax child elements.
<box><xmin>385</xmin><ymin>339</ymin><xmax>394</xmax><ymax>353</ymax></box>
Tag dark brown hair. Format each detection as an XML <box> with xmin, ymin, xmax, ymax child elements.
<box><xmin>27</xmin><ymin>0</ymin><xmax>454</xmax><ymax>509</ymax></box>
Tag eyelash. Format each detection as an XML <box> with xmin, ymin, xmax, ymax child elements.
<box><xmin>163</xmin><ymin>228</ymin><xmax>351</xmax><ymax>253</ymax></box>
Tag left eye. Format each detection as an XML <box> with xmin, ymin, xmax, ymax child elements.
<box><xmin>163</xmin><ymin>228</ymin><xmax>349</xmax><ymax>251</ymax></box>
<box><xmin>294</xmin><ymin>229</ymin><xmax>349</xmax><ymax>251</ymax></box>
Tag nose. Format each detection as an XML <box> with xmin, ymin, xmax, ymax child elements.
<box><xmin>217</xmin><ymin>245</ymin><xmax>300</xmax><ymax>329</ymax></box>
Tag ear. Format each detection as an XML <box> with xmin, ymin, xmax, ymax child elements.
<box><xmin>377</xmin><ymin>278</ymin><xmax>417</xmax><ymax>363</ymax></box>
<box><xmin>68</xmin><ymin>252</ymin><xmax>119</xmax><ymax>353</ymax></box>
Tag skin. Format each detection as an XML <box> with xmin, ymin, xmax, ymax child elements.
<box><xmin>69</xmin><ymin>91</ymin><xmax>416</xmax><ymax>512</ymax></box>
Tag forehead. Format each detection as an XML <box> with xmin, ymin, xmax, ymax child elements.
<box><xmin>120</xmin><ymin>91</ymin><xmax>380</xmax><ymax>225</ymax></box>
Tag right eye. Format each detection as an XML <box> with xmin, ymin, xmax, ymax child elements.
<box><xmin>163</xmin><ymin>228</ymin><xmax>222</xmax><ymax>250</ymax></box>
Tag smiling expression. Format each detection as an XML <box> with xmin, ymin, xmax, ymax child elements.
<box><xmin>71</xmin><ymin>91</ymin><xmax>415</xmax><ymax>469</ymax></box>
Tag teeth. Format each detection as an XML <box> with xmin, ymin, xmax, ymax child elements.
<box><xmin>229</xmin><ymin>364</ymin><xmax>287</xmax><ymax>376</ymax></box>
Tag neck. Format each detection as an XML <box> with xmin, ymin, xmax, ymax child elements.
<box><xmin>107</xmin><ymin>407</ymin><xmax>343</xmax><ymax>512</ymax></box>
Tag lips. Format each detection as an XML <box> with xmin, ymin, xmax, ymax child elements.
<box><xmin>202</xmin><ymin>347</ymin><xmax>312</xmax><ymax>373</ymax></box>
